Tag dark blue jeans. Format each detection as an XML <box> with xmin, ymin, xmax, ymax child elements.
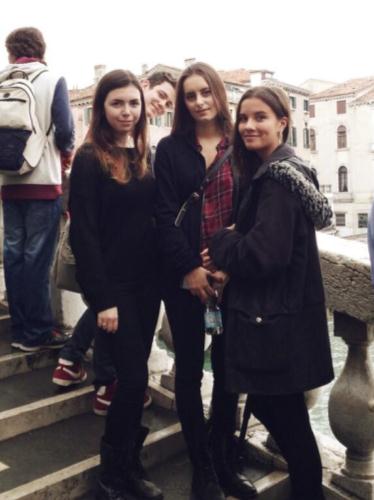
<box><xmin>3</xmin><ymin>198</ymin><xmax>62</xmax><ymax>345</ymax></box>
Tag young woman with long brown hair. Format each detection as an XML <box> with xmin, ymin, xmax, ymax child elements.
<box><xmin>208</xmin><ymin>86</ymin><xmax>334</xmax><ymax>500</ymax></box>
<box><xmin>155</xmin><ymin>62</ymin><xmax>257</xmax><ymax>500</ymax></box>
<box><xmin>69</xmin><ymin>69</ymin><xmax>162</xmax><ymax>500</ymax></box>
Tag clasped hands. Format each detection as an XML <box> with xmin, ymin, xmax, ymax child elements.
<box><xmin>183</xmin><ymin>247</ymin><xmax>229</xmax><ymax>304</ymax></box>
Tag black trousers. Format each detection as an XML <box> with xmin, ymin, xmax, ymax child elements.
<box><xmin>95</xmin><ymin>283</ymin><xmax>160</xmax><ymax>450</ymax></box>
<box><xmin>164</xmin><ymin>288</ymin><xmax>238</xmax><ymax>465</ymax></box>
<box><xmin>250</xmin><ymin>393</ymin><xmax>325</xmax><ymax>500</ymax></box>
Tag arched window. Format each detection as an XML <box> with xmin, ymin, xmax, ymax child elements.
<box><xmin>338</xmin><ymin>166</ymin><xmax>348</xmax><ymax>192</ymax></box>
<box><xmin>337</xmin><ymin>125</ymin><xmax>347</xmax><ymax>149</ymax></box>
<box><xmin>309</xmin><ymin>129</ymin><xmax>316</xmax><ymax>151</ymax></box>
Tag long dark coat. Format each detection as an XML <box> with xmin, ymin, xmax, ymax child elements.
<box><xmin>209</xmin><ymin>144</ymin><xmax>334</xmax><ymax>395</ymax></box>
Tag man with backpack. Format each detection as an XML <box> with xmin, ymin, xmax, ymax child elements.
<box><xmin>0</xmin><ymin>27</ymin><xmax>74</xmax><ymax>352</ymax></box>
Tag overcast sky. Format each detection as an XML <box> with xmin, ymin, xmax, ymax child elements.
<box><xmin>1</xmin><ymin>0</ymin><xmax>373</xmax><ymax>89</ymax></box>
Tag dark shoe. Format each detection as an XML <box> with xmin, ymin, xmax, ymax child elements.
<box><xmin>42</xmin><ymin>330</ymin><xmax>70</xmax><ymax>349</ymax></box>
<box><xmin>98</xmin><ymin>439</ymin><xmax>127</xmax><ymax>500</ymax></box>
<box><xmin>191</xmin><ymin>463</ymin><xmax>225</xmax><ymax>500</ymax></box>
<box><xmin>216</xmin><ymin>466</ymin><xmax>257</xmax><ymax>499</ymax></box>
<box><xmin>125</xmin><ymin>426</ymin><xmax>163</xmax><ymax>499</ymax></box>
<box><xmin>16</xmin><ymin>330</ymin><xmax>70</xmax><ymax>352</ymax></box>
<box><xmin>96</xmin><ymin>480</ymin><xmax>128</xmax><ymax>500</ymax></box>
<box><xmin>124</xmin><ymin>473</ymin><xmax>163</xmax><ymax>499</ymax></box>
<box><xmin>212</xmin><ymin>436</ymin><xmax>258</xmax><ymax>499</ymax></box>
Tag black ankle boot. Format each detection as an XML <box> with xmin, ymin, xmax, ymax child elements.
<box><xmin>97</xmin><ymin>439</ymin><xmax>128</xmax><ymax>500</ymax></box>
<box><xmin>191</xmin><ymin>462</ymin><xmax>226</xmax><ymax>500</ymax></box>
<box><xmin>124</xmin><ymin>426</ymin><xmax>163</xmax><ymax>500</ymax></box>
<box><xmin>212</xmin><ymin>437</ymin><xmax>257</xmax><ymax>500</ymax></box>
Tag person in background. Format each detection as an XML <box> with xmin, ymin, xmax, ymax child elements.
<box><xmin>51</xmin><ymin>71</ymin><xmax>176</xmax><ymax>415</ymax></box>
<box><xmin>208</xmin><ymin>86</ymin><xmax>334</xmax><ymax>500</ymax></box>
<box><xmin>69</xmin><ymin>69</ymin><xmax>163</xmax><ymax>500</ymax></box>
<box><xmin>0</xmin><ymin>27</ymin><xmax>74</xmax><ymax>352</ymax></box>
<box><xmin>154</xmin><ymin>62</ymin><xmax>257</xmax><ymax>500</ymax></box>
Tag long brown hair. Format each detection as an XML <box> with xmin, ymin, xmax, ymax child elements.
<box><xmin>172</xmin><ymin>62</ymin><xmax>232</xmax><ymax>137</ymax></box>
<box><xmin>233</xmin><ymin>85</ymin><xmax>291</xmax><ymax>177</ymax></box>
<box><xmin>86</xmin><ymin>69</ymin><xmax>148</xmax><ymax>182</ymax></box>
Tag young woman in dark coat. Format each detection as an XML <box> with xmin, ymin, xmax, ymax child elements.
<box><xmin>155</xmin><ymin>63</ymin><xmax>257</xmax><ymax>500</ymax></box>
<box><xmin>69</xmin><ymin>70</ymin><xmax>162</xmax><ymax>500</ymax></box>
<box><xmin>208</xmin><ymin>86</ymin><xmax>334</xmax><ymax>500</ymax></box>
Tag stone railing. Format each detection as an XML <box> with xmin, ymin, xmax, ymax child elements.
<box><xmin>317</xmin><ymin>232</ymin><xmax>374</xmax><ymax>499</ymax></box>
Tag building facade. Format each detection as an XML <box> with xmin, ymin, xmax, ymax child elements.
<box><xmin>218</xmin><ymin>69</ymin><xmax>312</xmax><ymax>160</ymax></box>
<box><xmin>308</xmin><ymin>77</ymin><xmax>374</xmax><ymax>236</ymax></box>
<box><xmin>69</xmin><ymin>63</ymin><xmax>311</xmax><ymax>158</ymax></box>
<box><xmin>69</xmin><ymin>63</ymin><xmax>250</xmax><ymax>149</ymax></box>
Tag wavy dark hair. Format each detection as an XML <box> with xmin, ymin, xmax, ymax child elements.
<box><xmin>148</xmin><ymin>71</ymin><xmax>176</xmax><ymax>89</ymax></box>
<box><xmin>6</xmin><ymin>27</ymin><xmax>46</xmax><ymax>60</ymax></box>
<box><xmin>172</xmin><ymin>62</ymin><xmax>232</xmax><ymax>137</ymax></box>
<box><xmin>233</xmin><ymin>85</ymin><xmax>291</xmax><ymax>177</ymax></box>
<box><xmin>85</xmin><ymin>69</ymin><xmax>148</xmax><ymax>182</ymax></box>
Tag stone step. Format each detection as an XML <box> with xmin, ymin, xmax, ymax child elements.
<box><xmin>0</xmin><ymin>406</ymin><xmax>181</xmax><ymax>499</ymax></box>
<box><xmin>0</xmin><ymin>316</ymin><xmax>63</xmax><ymax>381</ymax></box>
<box><xmin>0</xmin><ymin>365</ymin><xmax>95</xmax><ymax>441</ymax></box>
<box><xmin>147</xmin><ymin>450</ymin><xmax>289</xmax><ymax>500</ymax></box>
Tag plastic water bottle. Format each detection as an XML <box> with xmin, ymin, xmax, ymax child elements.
<box><xmin>204</xmin><ymin>293</ymin><xmax>223</xmax><ymax>336</ymax></box>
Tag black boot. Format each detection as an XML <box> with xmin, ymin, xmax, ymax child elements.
<box><xmin>97</xmin><ymin>439</ymin><xmax>128</xmax><ymax>500</ymax></box>
<box><xmin>212</xmin><ymin>436</ymin><xmax>257</xmax><ymax>500</ymax></box>
<box><xmin>124</xmin><ymin>426</ymin><xmax>163</xmax><ymax>500</ymax></box>
<box><xmin>191</xmin><ymin>459</ymin><xmax>226</xmax><ymax>500</ymax></box>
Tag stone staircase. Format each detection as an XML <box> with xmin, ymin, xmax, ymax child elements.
<box><xmin>0</xmin><ymin>303</ymin><xmax>294</xmax><ymax>500</ymax></box>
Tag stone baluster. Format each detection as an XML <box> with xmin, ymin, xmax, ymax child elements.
<box><xmin>328</xmin><ymin>311</ymin><xmax>374</xmax><ymax>499</ymax></box>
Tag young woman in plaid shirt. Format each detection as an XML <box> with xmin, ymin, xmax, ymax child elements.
<box><xmin>155</xmin><ymin>63</ymin><xmax>257</xmax><ymax>500</ymax></box>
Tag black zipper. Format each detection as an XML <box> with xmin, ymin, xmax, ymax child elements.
<box><xmin>0</xmin><ymin>98</ymin><xmax>27</xmax><ymax>103</ymax></box>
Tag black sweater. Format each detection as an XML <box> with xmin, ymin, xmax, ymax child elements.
<box><xmin>69</xmin><ymin>144</ymin><xmax>157</xmax><ymax>313</ymax></box>
<box><xmin>154</xmin><ymin>133</ymin><xmax>240</xmax><ymax>288</ymax></box>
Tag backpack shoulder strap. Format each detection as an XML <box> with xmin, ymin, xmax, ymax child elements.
<box><xmin>30</xmin><ymin>68</ymin><xmax>48</xmax><ymax>83</ymax></box>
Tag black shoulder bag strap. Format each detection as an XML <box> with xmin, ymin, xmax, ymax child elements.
<box><xmin>174</xmin><ymin>145</ymin><xmax>233</xmax><ymax>227</ymax></box>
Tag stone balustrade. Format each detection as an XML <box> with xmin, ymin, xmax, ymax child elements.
<box><xmin>317</xmin><ymin>232</ymin><xmax>374</xmax><ymax>499</ymax></box>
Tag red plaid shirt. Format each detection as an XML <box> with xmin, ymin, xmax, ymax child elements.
<box><xmin>199</xmin><ymin>138</ymin><xmax>233</xmax><ymax>250</ymax></box>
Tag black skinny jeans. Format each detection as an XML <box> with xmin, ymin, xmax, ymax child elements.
<box><xmin>164</xmin><ymin>288</ymin><xmax>238</xmax><ymax>465</ymax></box>
<box><xmin>250</xmin><ymin>393</ymin><xmax>325</xmax><ymax>500</ymax></box>
<box><xmin>95</xmin><ymin>283</ymin><xmax>160</xmax><ymax>450</ymax></box>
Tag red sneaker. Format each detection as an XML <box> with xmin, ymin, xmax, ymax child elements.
<box><xmin>52</xmin><ymin>359</ymin><xmax>87</xmax><ymax>387</ymax></box>
<box><xmin>93</xmin><ymin>380</ymin><xmax>117</xmax><ymax>416</ymax></box>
